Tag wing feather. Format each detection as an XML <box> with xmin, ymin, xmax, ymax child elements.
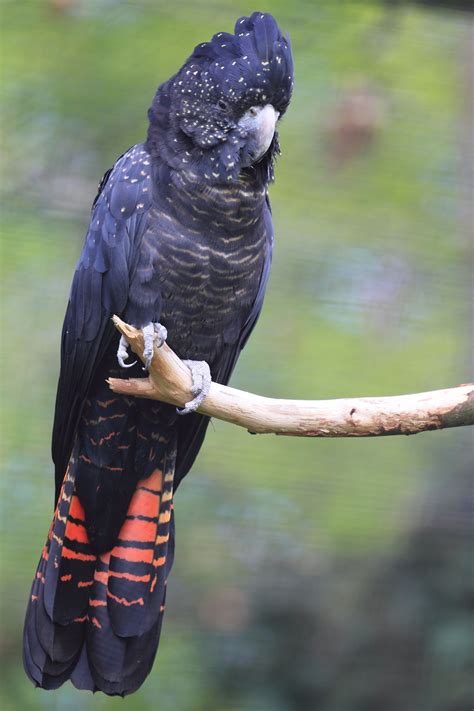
<box><xmin>52</xmin><ymin>145</ymin><xmax>153</xmax><ymax>501</ymax></box>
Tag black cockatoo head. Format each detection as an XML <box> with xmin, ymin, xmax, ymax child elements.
<box><xmin>146</xmin><ymin>12</ymin><xmax>293</xmax><ymax>185</ymax></box>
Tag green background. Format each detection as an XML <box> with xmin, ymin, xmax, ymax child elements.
<box><xmin>1</xmin><ymin>1</ymin><xmax>472</xmax><ymax>709</ymax></box>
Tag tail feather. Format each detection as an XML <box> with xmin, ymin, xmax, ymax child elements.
<box><xmin>23</xmin><ymin>443</ymin><xmax>176</xmax><ymax>695</ymax></box>
<box><xmin>86</xmin><ymin>553</ymin><xmax>128</xmax><ymax>686</ymax></box>
<box><xmin>24</xmin><ymin>610</ymin><xmax>76</xmax><ymax>690</ymax></box>
<box><xmin>45</xmin><ymin>481</ymin><xmax>96</xmax><ymax>625</ymax></box>
<box><xmin>86</xmin><ymin>608</ymin><xmax>166</xmax><ymax>695</ymax></box>
<box><xmin>24</xmin><ymin>470</ymin><xmax>86</xmax><ymax>688</ymax></box>
<box><xmin>108</xmin><ymin>456</ymin><xmax>175</xmax><ymax>637</ymax></box>
<box><xmin>34</xmin><ymin>583</ymin><xmax>83</xmax><ymax>664</ymax></box>
<box><xmin>70</xmin><ymin>644</ymin><xmax>94</xmax><ymax>691</ymax></box>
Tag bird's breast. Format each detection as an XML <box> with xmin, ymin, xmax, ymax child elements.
<box><xmin>134</xmin><ymin>199</ymin><xmax>268</xmax><ymax>362</ymax></box>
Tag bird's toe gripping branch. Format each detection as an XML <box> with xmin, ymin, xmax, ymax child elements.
<box><xmin>143</xmin><ymin>323</ymin><xmax>168</xmax><ymax>370</ymax></box>
<box><xmin>117</xmin><ymin>334</ymin><xmax>137</xmax><ymax>368</ymax></box>
<box><xmin>117</xmin><ymin>322</ymin><xmax>168</xmax><ymax>370</ymax></box>
<box><xmin>177</xmin><ymin>360</ymin><xmax>212</xmax><ymax>415</ymax></box>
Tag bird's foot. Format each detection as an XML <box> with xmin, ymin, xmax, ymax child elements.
<box><xmin>143</xmin><ymin>322</ymin><xmax>168</xmax><ymax>370</ymax></box>
<box><xmin>116</xmin><ymin>322</ymin><xmax>167</xmax><ymax>370</ymax></box>
<box><xmin>177</xmin><ymin>360</ymin><xmax>212</xmax><ymax>415</ymax></box>
<box><xmin>117</xmin><ymin>335</ymin><xmax>137</xmax><ymax>369</ymax></box>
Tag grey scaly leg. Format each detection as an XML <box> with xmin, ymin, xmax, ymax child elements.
<box><xmin>117</xmin><ymin>335</ymin><xmax>137</xmax><ymax>368</ymax></box>
<box><xmin>116</xmin><ymin>322</ymin><xmax>167</xmax><ymax>370</ymax></box>
<box><xmin>177</xmin><ymin>360</ymin><xmax>212</xmax><ymax>415</ymax></box>
<box><xmin>142</xmin><ymin>322</ymin><xmax>168</xmax><ymax>370</ymax></box>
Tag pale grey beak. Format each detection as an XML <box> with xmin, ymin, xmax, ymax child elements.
<box><xmin>239</xmin><ymin>104</ymin><xmax>280</xmax><ymax>167</ymax></box>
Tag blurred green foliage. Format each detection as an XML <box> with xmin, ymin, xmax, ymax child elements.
<box><xmin>1</xmin><ymin>1</ymin><xmax>472</xmax><ymax>709</ymax></box>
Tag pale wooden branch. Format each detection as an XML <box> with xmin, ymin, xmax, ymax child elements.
<box><xmin>107</xmin><ymin>316</ymin><xmax>474</xmax><ymax>437</ymax></box>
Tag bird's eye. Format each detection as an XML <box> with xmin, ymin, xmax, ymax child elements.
<box><xmin>248</xmin><ymin>106</ymin><xmax>259</xmax><ymax>117</ymax></box>
<box><xmin>217</xmin><ymin>99</ymin><xmax>229</xmax><ymax>112</ymax></box>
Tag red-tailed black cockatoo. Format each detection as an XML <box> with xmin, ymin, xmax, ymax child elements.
<box><xmin>23</xmin><ymin>11</ymin><xmax>293</xmax><ymax>695</ymax></box>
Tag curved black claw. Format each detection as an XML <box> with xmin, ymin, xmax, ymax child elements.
<box><xmin>177</xmin><ymin>360</ymin><xmax>212</xmax><ymax>415</ymax></box>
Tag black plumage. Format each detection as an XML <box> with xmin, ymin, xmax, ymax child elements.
<box><xmin>24</xmin><ymin>11</ymin><xmax>293</xmax><ymax>695</ymax></box>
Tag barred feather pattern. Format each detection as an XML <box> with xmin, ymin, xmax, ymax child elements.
<box><xmin>24</xmin><ymin>443</ymin><xmax>176</xmax><ymax>695</ymax></box>
<box><xmin>23</xmin><ymin>9</ymin><xmax>293</xmax><ymax>697</ymax></box>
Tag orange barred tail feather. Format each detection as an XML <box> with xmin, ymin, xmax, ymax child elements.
<box><xmin>23</xmin><ymin>450</ymin><xmax>176</xmax><ymax>695</ymax></box>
